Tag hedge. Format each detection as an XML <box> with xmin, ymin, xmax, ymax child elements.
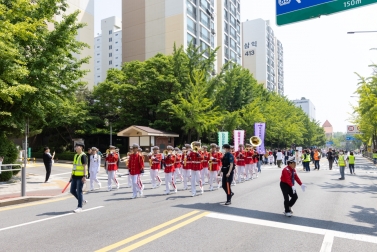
<box><xmin>0</xmin><ymin>132</ymin><xmax>18</xmax><ymax>182</ymax></box>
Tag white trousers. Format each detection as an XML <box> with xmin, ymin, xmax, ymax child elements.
<box><xmin>209</xmin><ymin>171</ymin><xmax>219</xmax><ymax>188</ymax></box>
<box><xmin>164</xmin><ymin>172</ymin><xmax>176</xmax><ymax>193</ymax></box>
<box><xmin>127</xmin><ymin>173</ymin><xmax>132</xmax><ymax>187</ymax></box>
<box><xmin>107</xmin><ymin>170</ymin><xmax>119</xmax><ymax>190</ymax></box>
<box><xmin>237</xmin><ymin>166</ymin><xmax>245</xmax><ymax>182</ymax></box>
<box><xmin>130</xmin><ymin>174</ymin><xmax>143</xmax><ymax>197</ymax></box>
<box><xmin>173</xmin><ymin>168</ymin><xmax>183</xmax><ymax>184</ymax></box>
<box><xmin>201</xmin><ymin>168</ymin><xmax>209</xmax><ymax>183</ymax></box>
<box><xmin>182</xmin><ymin>169</ymin><xmax>191</xmax><ymax>189</ymax></box>
<box><xmin>252</xmin><ymin>163</ymin><xmax>258</xmax><ymax>177</ymax></box>
<box><xmin>89</xmin><ymin>171</ymin><xmax>101</xmax><ymax>190</ymax></box>
<box><xmin>150</xmin><ymin>169</ymin><xmax>161</xmax><ymax>187</ymax></box>
<box><xmin>191</xmin><ymin>170</ymin><xmax>202</xmax><ymax>195</ymax></box>
<box><xmin>245</xmin><ymin>164</ymin><xmax>252</xmax><ymax>179</ymax></box>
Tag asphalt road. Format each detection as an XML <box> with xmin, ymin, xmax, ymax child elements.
<box><xmin>0</xmin><ymin>156</ymin><xmax>377</xmax><ymax>252</ymax></box>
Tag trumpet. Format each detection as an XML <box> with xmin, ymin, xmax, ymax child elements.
<box><xmin>250</xmin><ymin>136</ymin><xmax>262</xmax><ymax>147</ymax></box>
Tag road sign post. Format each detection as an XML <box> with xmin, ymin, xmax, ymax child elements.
<box><xmin>276</xmin><ymin>0</ymin><xmax>377</xmax><ymax>26</ymax></box>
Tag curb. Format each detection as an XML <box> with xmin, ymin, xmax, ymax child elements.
<box><xmin>0</xmin><ymin>196</ymin><xmax>52</xmax><ymax>208</ymax></box>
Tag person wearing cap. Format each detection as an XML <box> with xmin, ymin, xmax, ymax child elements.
<box><xmin>280</xmin><ymin>156</ymin><xmax>306</xmax><ymax>217</ymax></box>
<box><xmin>216</xmin><ymin>145</ymin><xmax>223</xmax><ymax>168</ymax></box>
<box><xmin>252</xmin><ymin>147</ymin><xmax>260</xmax><ymax>178</ymax></box>
<box><xmin>163</xmin><ymin>146</ymin><xmax>177</xmax><ymax>194</ymax></box>
<box><xmin>338</xmin><ymin>150</ymin><xmax>347</xmax><ymax>180</ymax></box>
<box><xmin>245</xmin><ymin>144</ymin><xmax>253</xmax><ymax>181</ymax></box>
<box><xmin>209</xmin><ymin>143</ymin><xmax>221</xmax><ymax>190</ymax></box>
<box><xmin>200</xmin><ymin>146</ymin><xmax>210</xmax><ymax>185</ymax></box>
<box><xmin>218</xmin><ymin>144</ymin><xmax>235</xmax><ymax>205</ymax></box>
<box><xmin>89</xmin><ymin>147</ymin><xmax>101</xmax><ymax>191</ymax></box>
<box><xmin>43</xmin><ymin>147</ymin><xmax>55</xmax><ymax>183</ymax></box>
<box><xmin>188</xmin><ymin>141</ymin><xmax>203</xmax><ymax>196</ymax></box>
<box><xmin>235</xmin><ymin>144</ymin><xmax>246</xmax><ymax>183</ymax></box>
<box><xmin>173</xmin><ymin>147</ymin><xmax>183</xmax><ymax>184</ymax></box>
<box><xmin>70</xmin><ymin>143</ymin><xmax>88</xmax><ymax>213</ymax></box>
<box><xmin>182</xmin><ymin>144</ymin><xmax>191</xmax><ymax>190</ymax></box>
<box><xmin>149</xmin><ymin>146</ymin><xmax>163</xmax><ymax>189</ymax></box>
<box><xmin>105</xmin><ymin>145</ymin><xmax>120</xmax><ymax>191</ymax></box>
<box><xmin>128</xmin><ymin>144</ymin><xmax>145</xmax><ymax>198</ymax></box>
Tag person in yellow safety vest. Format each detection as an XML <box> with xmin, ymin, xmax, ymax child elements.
<box><xmin>347</xmin><ymin>151</ymin><xmax>356</xmax><ymax>175</ymax></box>
<box><xmin>338</xmin><ymin>150</ymin><xmax>347</xmax><ymax>180</ymax></box>
<box><xmin>373</xmin><ymin>149</ymin><xmax>377</xmax><ymax>165</ymax></box>
<box><xmin>302</xmin><ymin>150</ymin><xmax>311</xmax><ymax>172</ymax></box>
<box><xmin>70</xmin><ymin>143</ymin><xmax>88</xmax><ymax>213</ymax></box>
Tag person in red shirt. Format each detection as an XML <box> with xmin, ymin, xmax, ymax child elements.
<box><xmin>209</xmin><ymin>143</ymin><xmax>221</xmax><ymax>190</ymax></box>
<box><xmin>188</xmin><ymin>141</ymin><xmax>203</xmax><ymax>196</ymax></box>
<box><xmin>235</xmin><ymin>144</ymin><xmax>246</xmax><ymax>183</ymax></box>
<box><xmin>105</xmin><ymin>145</ymin><xmax>120</xmax><ymax>191</ymax></box>
<box><xmin>182</xmin><ymin>144</ymin><xmax>191</xmax><ymax>190</ymax></box>
<box><xmin>201</xmin><ymin>146</ymin><xmax>210</xmax><ymax>185</ymax></box>
<box><xmin>245</xmin><ymin>144</ymin><xmax>253</xmax><ymax>180</ymax></box>
<box><xmin>128</xmin><ymin>144</ymin><xmax>145</xmax><ymax>199</ymax></box>
<box><xmin>280</xmin><ymin>156</ymin><xmax>307</xmax><ymax>217</ymax></box>
<box><xmin>253</xmin><ymin>148</ymin><xmax>259</xmax><ymax>178</ymax></box>
<box><xmin>173</xmin><ymin>147</ymin><xmax>183</xmax><ymax>184</ymax></box>
<box><xmin>148</xmin><ymin>146</ymin><xmax>163</xmax><ymax>189</ymax></box>
<box><xmin>163</xmin><ymin>146</ymin><xmax>177</xmax><ymax>194</ymax></box>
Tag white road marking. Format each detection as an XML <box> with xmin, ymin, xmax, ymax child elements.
<box><xmin>0</xmin><ymin>206</ymin><xmax>104</xmax><ymax>232</ymax></box>
<box><xmin>320</xmin><ymin>232</ymin><xmax>334</xmax><ymax>252</ymax></box>
<box><xmin>207</xmin><ymin>213</ymin><xmax>377</xmax><ymax>245</ymax></box>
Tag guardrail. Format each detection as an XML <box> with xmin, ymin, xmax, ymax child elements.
<box><xmin>0</xmin><ymin>164</ymin><xmax>23</xmax><ymax>172</ymax></box>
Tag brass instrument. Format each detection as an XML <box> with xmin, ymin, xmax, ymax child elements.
<box><xmin>191</xmin><ymin>141</ymin><xmax>201</xmax><ymax>152</ymax></box>
<box><xmin>163</xmin><ymin>150</ymin><xmax>169</xmax><ymax>156</ymax></box>
<box><xmin>250</xmin><ymin>136</ymin><xmax>262</xmax><ymax>147</ymax></box>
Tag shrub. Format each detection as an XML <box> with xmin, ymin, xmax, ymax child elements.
<box><xmin>0</xmin><ymin>132</ymin><xmax>18</xmax><ymax>182</ymax></box>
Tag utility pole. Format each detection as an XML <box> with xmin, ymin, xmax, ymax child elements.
<box><xmin>22</xmin><ymin>120</ymin><xmax>28</xmax><ymax>197</ymax></box>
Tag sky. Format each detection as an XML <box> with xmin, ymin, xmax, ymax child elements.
<box><xmin>93</xmin><ymin>0</ymin><xmax>377</xmax><ymax>133</ymax></box>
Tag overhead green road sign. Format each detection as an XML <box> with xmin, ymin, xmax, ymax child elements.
<box><xmin>277</xmin><ymin>0</ymin><xmax>377</xmax><ymax>26</ymax></box>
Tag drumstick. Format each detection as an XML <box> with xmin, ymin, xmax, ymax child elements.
<box><xmin>62</xmin><ymin>180</ymin><xmax>71</xmax><ymax>193</ymax></box>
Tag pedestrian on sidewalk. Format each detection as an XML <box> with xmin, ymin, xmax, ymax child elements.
<box><xmin>326</xmin><ymin>148</ymin><xmax>334</xmax><ymax>170</ymax></box>
<box><xmin>347</xmin><ymin>151</ymin><xmax>356</xmax><ymax>175</ymax></box>
<box><xmin>70</xmin><ymin>143</ymin><xmax>87</xmax><ymax>213</ymax></box>
<box><xmin>280</xmin><ymin>157</ymin><xmax>306</xmax><ymax>217</ymax></box>
<box><xmin>89</xmin><ymin>147</ymin><xmax>101</xmax><ymax>191</ymax></box>
<box><xmin>313</xmin><ymin>149</ymin><xmax>320</xmax><ymax>170</ymax></box>
<box><xmin>43</xmin><ymin>147</ymin><xmax>55</xmax><ymax>183</ymax></box>
<box><xmin>338</xmin><ymin>151</ymin><xmax>347</xmax><ymax>180</ymax></box>
<box><xmin>268</xmin><ymin>151</ymin><xmax>274</xmax><ymax>165</ymax></box>
<box><xmin>105</xmin><ymin>145</ymin><xmax>120</xmax><ymax>191</ymax></box>
<box><xmin>219</xmin><ymin>144</ymin><xmax>235</xmax><ymax>205</ymax></box>
<box><xmin>373</xmin><ymin>149</ymin><xmax>377</xmax><ymax>165</ymax></box>
<box><xmin>273</xmin><ymin>149</ymin><xmax>277</xmax><ymax>165</ymax></box>
<box><xmin>276</xmin><ymin>149</ymin><xmax>283</xmax><ymax>168</ymax></box>
<box><xmin>87</xmin><ymin>148</ymin><xmax>92</xmax><ymax>179</ymax></box>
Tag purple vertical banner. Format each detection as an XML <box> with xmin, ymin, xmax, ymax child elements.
<box><xmin>254</xmin><ymin>123</ymin><xmax>266</xmax><ymax>154</ymax></box>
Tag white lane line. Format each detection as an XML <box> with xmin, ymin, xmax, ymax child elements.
<box><xmin>0</xmin><ymin>206</ymin><xmax>104</xmax><ymax>232</ymax></box>
<box><xmin>320</xmin><ymin>232</ymin><xmax>334</xmax><ymax>252</ymax></box>
<box><xmin>206</xmin><ymin>213</ymin><xmax>377</xmax><ymax>244</ymax></box>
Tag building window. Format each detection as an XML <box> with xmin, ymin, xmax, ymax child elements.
<box><xmin>187</xmin><ymin>33</ymin><xmax>197</xmax><ymax>46</ymax></box>
<box><xmin>115</xmin><ymin>41</ymin><xmax>118</xmax><ymax>44</ymax></box>
<box><xmin>116</xmin><ymin>49</ymin><xmax>118</xmax><ymax>51</ymax></box>
<box><xmin>116</xmin><ymin>57</ymin><xmax>118</xmax><ymax>59</ymax></box>
<box><xmin>109</xmin><ymin>53</ymin><xmax>112</xmax><ymax>57</ymax></box>
<box><xmin>116</xmin><ymin>65</ymin><xmax>118</xmax><ymax>67</ymax></box>
<box><xmin>200</xmin><ymin>40</ymin><xmax>210</xmax><ymax>56</ymax></box>
<box><xmin>109</xmin><ymin>30</ymin><xmax>112</xmax><ymax>34</ymax></box>
<box><xmin>200</xmin><ymin>26</ymin><xmax>210</xmax><ymax>43</ymax></box>
<box><xmin>97</xmin><ymin>53</ymin><xmax>100</xmax><ymax>56</ymax></box>
<box><xmin>97</xmin><ymin>68</ymin><xmax>100</xmax><ymax>70</ymax></box>
<box><xmin>109</xmin><ymin>60</ymin><xmax>112</xmax><ymax>65</ymax></box>
<box><xmin>109</xmin><ymin>45</ymin><xmax>112</xmax><ymax>49</ymax></box>
<box><xmin>97</xmin><ymin>76</ymin><xmax>100</xmax><ymax>77</ymax></box>
<box><xmin>200</xmin><ymin>11</ymin><xmax>210</xmax><ymax>29</ymax></box>
<box><xmin>109</xmin><ymin>38</ymin><xmax>112</xmax><ymax>42</ymax></box>
<box><xmin>115</xmin><ymin>34</ymin><xmax>118</xmax><ymax>36</ymax></box>
<box><xmin>187</xmin><ymin>0</ymin><xmax>196</xmax><ymax>19</ymax></box>
<box><xmin>97</xmin><ymin>39</ymin><xmax>99</xmax><ymax>41</ymax></box>
<box><xmin>187</xmin><ymin>17</ymin><xmax>196</xmax><ymax>34</ymax></box>
<box><xmin>97</xmin><ymin>46</ymin><xmax>100</xmax><ymax>48</ymax></box>
<box><xmin>200</xmin><ymin>0</ymin><xmax>209</xmax><ymax>9</ymax></box>
<box><xmin>97</xmin><ymin>61</ymin><xmax>100</xmax><ymax>63</ymax></box>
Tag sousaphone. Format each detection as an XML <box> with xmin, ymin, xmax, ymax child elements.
<box><xmin>250</xmin><ymin>136</ymin><xmax>262</xmax><ymax>147</ymax></box>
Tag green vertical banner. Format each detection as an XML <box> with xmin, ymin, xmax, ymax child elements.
<box><xmin>218</xmin><ymin>132</ymin><xmax>229</xmax><ymax>151</ymax></box>
<box><xmin>28</xmin><ymin>148</ymin><xmax>31</xmax><ymax>158</ymax></box>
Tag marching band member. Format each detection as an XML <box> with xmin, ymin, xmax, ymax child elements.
<box><xmin>253</xmin><ymin>148</ymin><xmax>259</xmax><ymax>178</ymax></box>
<box><xmin>201</xmin><ymin>146</ymin><xmax>210</xmax><ymax>185</ymax></box>
<box><xmin>128</xmin><ymin>144</ymin><xmax>144</xmax><ymax>199</ymax></box>
<box><xmin>188</xmin><ymin>141</ymin><xmax>203</xmax><ymax>196</ymax></box>
<box><xmin>245</xmin><ymin>144</ymin><xmax>253</xmax><ymax>180</ymax></box>
<box><xmin>235</xmin><ymin>144</ymin><xmax>246</xmax><ymax>183</ymax></box>
<box><xmin>105</xmin><ymin>145</ymin><xmax>120</xmax><ymax>191</ymax></box>
<box><xmin>173</xmin><ymin>147</ymin><xmax>183</xmax><ymax>184</ymax></box>
<box><xmin>89</xmin><ymin>147</ymin><xmax>101</xmax><ymax>191</ymax></box>
<box><xmin>182</xmin><ymin>144</ymin><xmax>191</xmax><ymax>190</ymax></box>
<box><xmin>163</xmin><ymin>146</ymin><xmax>177</xmax><ymax>194</ymax></box>
<box><xmin>230</xmin><ymin>146</ymin><xmax>237</xmax><ymax>186</ymax></box>
<box><xmin>148</xmin><ymin>146</ymin><xmax>163</xmax><ymax>189</ymax></box>
<box><xmin>216</xmin><ymin>145</ymin><xmax>223</xmax><ymax>188</ymax></box>
<box><xmin>209</xmin><ymin>143</ymin><xmax>221</xmax><ymax>190</ymax></box>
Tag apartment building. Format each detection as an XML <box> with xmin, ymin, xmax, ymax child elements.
<box><xmin>122</xmin><ymin>0</ymin><xmax>241</xmax><ymax>73</ymax></box>
<box><xmin>94</xmin><ymin>16</ymin><xmax>122</xmax><ymax>85</ymax></box>
<box><xmin>242</xmin><ymin>18</ymin><xmax>284</xmax><ymax>95</ymax></box>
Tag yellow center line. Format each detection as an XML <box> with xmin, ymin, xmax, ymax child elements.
<box><xmin>117</xmin><ymin>212</ymin><xmax>210</xmax><ymax>252</ymax></box>
<box><xmin>95</xmin><ymin>210</ymin><xmax>200</xmax><ymax>252</ymax></box>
